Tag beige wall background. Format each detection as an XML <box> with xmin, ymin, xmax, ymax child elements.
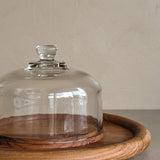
<box><xmin>0</xmin><ymin>0</ymin><xmax>160</xmax><ymax>109</ymax></box>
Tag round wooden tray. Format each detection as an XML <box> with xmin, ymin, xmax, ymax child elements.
<box><xmin>0</xmin><ymin>113</ymin><xmax>151</xmax><ymax>160</ymax></box>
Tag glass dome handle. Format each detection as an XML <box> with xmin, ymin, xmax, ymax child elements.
<box><xmin>36</xmin><ymin>45</ymin><xmax>58</xmax><ymax>60</ymax></box>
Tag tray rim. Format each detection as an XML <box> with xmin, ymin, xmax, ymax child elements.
<box><xmin>0</xmin><ymin>113</ymin><xmax>151</xmax><ymax>160</ymax></box>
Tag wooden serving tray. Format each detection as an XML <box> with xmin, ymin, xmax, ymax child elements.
<box><xmin>0</xmin><ymin>113</ymin><xmax>151</xmax><ymax>160</ymax></box>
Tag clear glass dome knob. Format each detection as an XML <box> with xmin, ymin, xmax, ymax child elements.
<box><xmin>36</xmin><ymin>45</ymin><xmax>58</xmax><ymax>60</ymax></box>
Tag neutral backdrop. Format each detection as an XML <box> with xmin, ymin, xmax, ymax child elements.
<box><xmin>0</xmin><ymin>0</ymin><xmax>160</xmax><ymax>109</ymax></box>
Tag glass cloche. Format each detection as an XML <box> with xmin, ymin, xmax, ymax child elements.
<box><xmin>0</xmin><ymin>45</ymin><xmax>103</xmax><ymax>150</ymax></box>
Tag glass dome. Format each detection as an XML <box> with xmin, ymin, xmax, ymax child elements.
<box><xmin>0</xmin><ymin>45</ymin><xmax>103</xmax><ymax>150</ymax></box>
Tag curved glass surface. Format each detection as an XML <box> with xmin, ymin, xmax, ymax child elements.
<box><xmin>0</xmin><ymin>45</ymin><xmax>103</xmax><ymax>149</ymax></box>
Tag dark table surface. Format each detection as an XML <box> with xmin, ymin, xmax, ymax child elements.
<box><xmin>103</xmin><ymin>110</ymin><xmax>159</xmax><ymax>160</ymax></box>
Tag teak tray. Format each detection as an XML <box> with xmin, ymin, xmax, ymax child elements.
<box><xmin>0</xmin><ymin>113</ymin><xmax>151</xmax><ymax>160</ymax></box>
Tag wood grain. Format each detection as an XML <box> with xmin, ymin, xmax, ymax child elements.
<box><xmin>0</xmin><ymin>114</ymin><xmax>103</xmax><ymax>150</ymax></box>
<box><xmin>0</xmin><ymin>113</ymin><xmax>151</xmax><ymax>160</ymax></box>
